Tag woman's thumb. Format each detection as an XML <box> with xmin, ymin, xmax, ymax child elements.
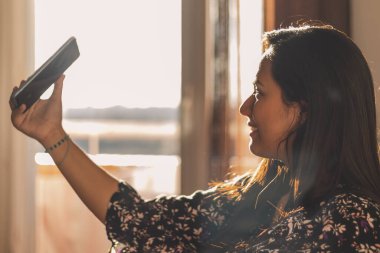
<box><xmin>51</xmin><ymin>75</ymin><xmax>65</xmax><ymax>100</ymax></box>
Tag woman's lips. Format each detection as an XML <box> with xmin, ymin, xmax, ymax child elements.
<box><xmin>249</xmin><ymin>128</ymin><xmax>258</xmax><ymax>137</ymax></box>
<box><xmin>248</xmin><ymin>121</ymin><xmax>258</xmax><ymax>130</ymax></box>
<box><xmin>248</xmin><ymin>122</ymin><xmax>258</xmax><ymax>137</ymax></box>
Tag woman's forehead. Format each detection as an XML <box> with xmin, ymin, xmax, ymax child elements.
<box><xmin>256</xmin><ymin>59</ymin><xmax>272</xmax><ymax>80</ymax></box>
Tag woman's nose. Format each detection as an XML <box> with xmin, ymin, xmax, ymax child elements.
<box><xmin>240</xmin><ymin>95</ymin><xmax>254</xmax><ymax>116</ymax></box>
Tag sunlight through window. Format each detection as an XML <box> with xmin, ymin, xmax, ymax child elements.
<box><xmin>34</xmin><ymin>1</ymin><xmax>181</xmax><ymax>252</ymax></box>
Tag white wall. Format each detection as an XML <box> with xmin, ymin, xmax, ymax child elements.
<box><xmin>351</xmin><ymin>0</ymin><xmax>380</xmax><ymax>123</ymax></box>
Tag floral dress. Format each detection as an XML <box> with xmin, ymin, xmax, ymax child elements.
<box><xmin>231</xmin><ymin>193</ymin><xmax>380</xmax><ymax>252</ymax></box>
<box><xmin>105</xmin><ymin>178</ymin><xmax>380</xmax><ymax>252</ymax></box>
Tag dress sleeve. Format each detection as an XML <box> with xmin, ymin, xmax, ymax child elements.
<box><xmin>105</xmin><ymin>180</ymin><xmax>239</xmax><ymax>252</ymax></box>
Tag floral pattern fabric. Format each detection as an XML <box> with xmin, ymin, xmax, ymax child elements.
<box><xmin>106</xmin><ymin>181</ymin><xmax>380</xmax><ymax>252</ymax></box>
<box><xmin>232</xmin><ymin>193</ymin><xmax>380</xmax><ymax>252</ymax></box>
<box><xmin>106</xmin><ymin>182</ymin><xmax>238</xmax><ymax>252</ymax></box>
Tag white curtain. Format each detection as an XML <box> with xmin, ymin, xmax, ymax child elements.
<box><xmin>0</xmin><ymin>0</ymin><xmax>35</xmax><ymax>252</ymax></box>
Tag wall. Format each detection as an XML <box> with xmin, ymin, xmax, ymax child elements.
<box><xmin>351</xmin><ymin>0</ymin><xmax>380</xmax><ymax>124</ymax></box>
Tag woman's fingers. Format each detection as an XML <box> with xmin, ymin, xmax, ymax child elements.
<box><xmin>19</xmin><ymin>80</ymin><xmax>26</xmax><ymax>87</ymax></box>
<box><xmin>51</xmin><ymin>75</ymin><xmax>65</xmax><ymax>101</ymax></box>
<box><xmin>10</xmin><ymin>77</ymin><xmax>64</xmax><ymax>141</ymax></box>
<box><xmin>9</xmin><ymin>87</ymin><xmax>18</xmax><ymax>109</ymax></box>
<box><xmin>10</xmin><ymin>104</ymin><xmax>27</xmax><ymax>128</ymax></box>
<box><xmin>9</xmin><ymin>80</ymin><xmax>26</xmax><ymax>110</ymax></box>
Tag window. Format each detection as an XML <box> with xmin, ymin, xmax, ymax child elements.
<box><xmin>34</xmin><ymin>1</ymin><xmax>181</xmax><ymax>252</ymax></box>
<box><xmin>232</xmin><ymin>0</ymin><xmax>264</xmax><ymax>170</ymax></box>
<box><xmin>33</xmin><ymin>1</ymin><xmax>263</xmax><ymax>252</ymax></box>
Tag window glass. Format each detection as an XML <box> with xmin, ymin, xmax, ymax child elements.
<box><xmin>34</xmin><ymin>1</ymin><xmax>181</xmax><ymax>252</ymax></box>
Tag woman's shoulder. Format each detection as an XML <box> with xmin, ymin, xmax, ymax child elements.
<box><xmin>308</xmin><ymin>191</ymin><xmax>380</xmax><ymax>250</ymax></box>
<box><xmin>320</xmin><ymin>191</ymin><xmax>380</xmax><ymax>220</ymax></box>
<box><xmin>318</xmin><ymin>191</ymin><xmax>380</xmax><ymax>232</ymax></box>
<box><xmin>241</xmin><ymin>191</ymin><xmax>380</xmax><ymax>252</ymax></box>
<box><xmin>324</xmin><ymin>190</ymin><xmax>380</xmax><ymax>205</ymax></box>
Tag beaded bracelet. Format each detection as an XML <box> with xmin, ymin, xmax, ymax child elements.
<box><xmin>45</xmin><ymin>134</ymin><xmax>70</xmax><ymax>153</ymax></box>
<box><xmin>56</xmin><ymin>138</ymin><xmax>71</xmax><ymax>167</ymax></box>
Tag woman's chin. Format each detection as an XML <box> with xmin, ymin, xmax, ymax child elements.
<box><xmin>249</xmin><ymin>142</ymin><xmax>270</xmax><ymax>159</ymax></box>
<box><xmin>249</xmin><ymin>142</ymin><xmax>260</xmax><ymax>156</ymax></box>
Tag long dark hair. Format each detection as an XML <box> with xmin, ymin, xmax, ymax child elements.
<box><xmin>215</xmin><ymin>24</ymin><xmax>380</xmax><ymax>205</ymax></box>
<box><xmin>204</xmin><ymin>24</ymin><xmax>380</xmax><ymax>251</ymax></box>
<box><xmin>263</xmin><ymin>25</ymin><xmax>380</xmax><ymax>207</ymax></box>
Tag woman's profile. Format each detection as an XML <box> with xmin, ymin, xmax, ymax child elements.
<box><xmin>10</xmin><ymin>24</ymin><xmax>380</xmax><ymax>252</ymax></box>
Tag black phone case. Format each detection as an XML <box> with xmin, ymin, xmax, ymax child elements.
<box><xmin>11</xmin><ymin>37</ymin><xmax>80</xmax><ymax>110</ymax></box>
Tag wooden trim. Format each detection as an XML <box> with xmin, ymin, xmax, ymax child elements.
<box><xmin>264</xmin><ymin>0</ymin><xmax>350</xmax><ymax>35</ymax></box>
<box><xmin>209</xmin><ymin>0</ymin><xmax>232</xmax><ymax>181</ymax></box>
<box><xmin>181</xmin><ymin>0</ymin><xmax>212</xmax><ymax>194</ymax></box>
<box><xmin>264</xmin><ymin>0</ymin><xmax>276</xmax><ymax>32</ymax></box>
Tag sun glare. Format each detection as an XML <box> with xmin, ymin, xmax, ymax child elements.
<box><xmin>35</xmin><ymin>0</ymin><xmax>181</xmax><ymax>110</ymax></box>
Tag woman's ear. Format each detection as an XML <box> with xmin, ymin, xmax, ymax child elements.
<box><xmin>299</xmin><ymin>111</ymin><xmax>307</xmax><ymax>125</ymax></box>
<box><xmin>298</xmin><ymin>101</ymin><xmax>308</xmax><ymax>125</ymax></box>
<box><xmin>290</xmin><ymin>101</ymin><xmax>307</xmax><ymax>127</ymax></box>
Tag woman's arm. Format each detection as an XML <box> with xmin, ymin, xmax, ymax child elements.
<box><xmin>43</xmin><ymin>131</ymin><xmax>119</xmax><ymax>223</ymax></box>
<box><xmin>10</xmin><ymin>75</ymin><xmax>118</xmax><ymax>223</ymax></box>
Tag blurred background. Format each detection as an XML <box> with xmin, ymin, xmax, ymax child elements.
<box><xmin>0</xmin><ymin>0</ymin><xmax>379</xmax><ymax>252</ymax></box>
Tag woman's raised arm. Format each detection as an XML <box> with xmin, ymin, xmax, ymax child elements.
<box><xmin>10</xmin><ymin>75</ymin><xmax>118</xmax><ymax>223</ymax></box>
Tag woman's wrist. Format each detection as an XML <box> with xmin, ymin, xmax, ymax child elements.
<box><xmin>44</xmin><ymin>134</ymin><xmax>70</xmax><ymax>153</ymax></box>
<box><xmin>39</xmin><ymin>127</ymin><xmax>67</xmax><ymax>150</ymax></box>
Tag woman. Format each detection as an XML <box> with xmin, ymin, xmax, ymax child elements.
<box><xmin>10</xmin><ymin>24</ymin><xmax>380</xmax><ymax>252</ymax></box>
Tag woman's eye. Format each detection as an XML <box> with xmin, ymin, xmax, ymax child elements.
<box><xmin>253</xmin><ymin>86</ymin><xmax>262</xmax><ymax>99</ymax></box>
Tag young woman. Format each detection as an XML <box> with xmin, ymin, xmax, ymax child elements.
<box><xmin>10</xmin><ymin>24</ymin><xmax>380</xmax><ymax>252</ymax></box>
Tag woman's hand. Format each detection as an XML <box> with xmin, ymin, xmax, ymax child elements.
<box><xmin>10</xmin><ymin>75</ymin><xmax>66</xmax><ymax>146</ymax></box>
<box><xmin>10</xmin><ymin>74</ymin><xmax>119</xmax><ymax>223</ymax></box>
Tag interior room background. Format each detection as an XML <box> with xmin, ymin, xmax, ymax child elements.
<box><xmin>0</xmin><ymin>0</ymin><xmax>379</xmax><ymax>252</ymax></box>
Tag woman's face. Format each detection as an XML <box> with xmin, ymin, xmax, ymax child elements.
<box><xmin>240</xmin><ymin>59</ymin><xmax>302</xmax><ymax>162</ymax></box>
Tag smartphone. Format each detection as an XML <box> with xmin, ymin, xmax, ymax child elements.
<box><xmin>10</xmin><ymin>36</ymin><xmax>80</xmax><ymax>110</ymax></box>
